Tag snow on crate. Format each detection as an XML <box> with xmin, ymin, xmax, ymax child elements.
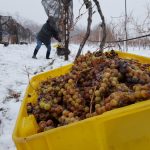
<box><xmin>0</xmin><ymin>43</ymin><xmax>150</xmax><ymax>150</ymax></box>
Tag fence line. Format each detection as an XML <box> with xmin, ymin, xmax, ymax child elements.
<box><xmin>87</xmin><ymin>33</ymin><xmax>150</xmax><ymax>43</ymax></box>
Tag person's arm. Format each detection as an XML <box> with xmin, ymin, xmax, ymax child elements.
<box><xmin>52</xmin><ymin>29</ymin><xmax>61</xmax><ymax>42</ymax></box>
<box><xmin>51</xmin><ymin>27</ymin><xmax>61</xmax><ymax>42</ymax></box>
<box><xmin>48</xmin><ymin>17</ymin><xmax>61</xmax><ymax>42</ymax></box>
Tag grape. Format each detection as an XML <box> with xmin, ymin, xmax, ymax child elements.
<box><xmin>62</xmin><ymin>110</ymin><xmax>69</xmax><ymax>117</ymax></box>
<box><xmin>39</xmin><ymin>121</ymin><xmax>47</xmax><ymax>129</ymax></box>
<box><xmin>105</xmin><ymin>103</ymin><xmax>112</xmax><ymax>111</ymax></box>
<box><xmin>95</xmin><ymin>96</ymin><xmax>101</xmax><ymax>102</ymax></box>
<box><xmin>46</xmin><ymin>120</ymin><xmax>53</xmax><ymax>126</ymax></box>
<box><xmin>95</xmin><ymin>106</ymin><xmax>103</xmax><ymax>115</ymax></box>
<box><xmin>68</xmin><ymin>112</ymin><xmax>74</xmax><ymax>118</ymax></box>
<box><xmin>89</xmin><ymin>89</ymin><xmax>93</xmax><ymax>95</ymax></box>
<box><xmin>27</xmin><ymin>103</ymin><xmax>33</xmax><ymax>114</ymax></box>
<box><xmin>84</xmin><ymin>106</ymin><xmax>90</xmax><ymax>113</ymax></box>
<box><xmin>110</xmin><ymin>99</ymin><xmax>118</xmax><ymax>107</ymax></box>
<box><xmin>68</xmin><ymin>79</ymin><xmax>74</xmax><ymax>84</ymax></box>
<box><xmin>39</xmin><ymin>101</ymin><xmax>45</xmax><ymax>109</ymax></box>
<box><xmin>44</xmin><ymin>103</ymin><xmax>51</xmax><ymax>111</ymax></box>
<box><xmin>95</xmin><ymin>90</ymin><xmax>101</xmax><ymax>97</ymax></box>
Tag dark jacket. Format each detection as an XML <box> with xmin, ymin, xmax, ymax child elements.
<box><xmin>37</xmin><ymin>18</ymin><xmax>60</xmax><ymax>45</ymax></box>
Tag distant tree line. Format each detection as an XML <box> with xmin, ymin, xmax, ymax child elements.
<box><xmin>0</xmin><ymin>15</ymin><xmax>35</xmax><ymax>44</ymax></box>
<box><xmin>70</xmin><ymin>2</ymin><xmax>150</xmax><ymax>51</ymax></box>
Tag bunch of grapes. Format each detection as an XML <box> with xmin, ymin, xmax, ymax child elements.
<box><xmin>27</xmin><ymin>50</ymin><xmax>150</xmax><ymax>133</ymax></box>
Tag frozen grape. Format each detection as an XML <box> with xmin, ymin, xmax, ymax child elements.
<box><xmin>26</xmin><ymin>50</ymin><xmax>150</xmax><ymax>133</ymax></box>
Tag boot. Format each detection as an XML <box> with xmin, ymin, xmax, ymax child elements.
<box><xmin>32</xmin><ymin>48</ymin><xmax>38</xmax><ymax>59</ymax></box>
<box><xmin>46</xmin><ymin>51</ymin><xmax>50</xmax><ymax>59</ymax></box>
<box><xmin>32</xmin><ymin>55</ymin><xmax>37</xmax><ymax>59</ymax></box>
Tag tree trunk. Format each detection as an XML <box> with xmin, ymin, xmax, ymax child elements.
<box><xmin>93</xmin><ymin>0</ymin><xmax>106</xmax><ymax>52</ymax></box>
<box><xmin>76</xmin><ymin>0</ymin><xmax>92</xmax><ymax>58</ymax></box>
<box><xmin>0</xmin><ymin>16</ymin><xmax>2</xmax><ymax>42</ymax></box>
<box><xmin>64</xmin><ymin>1</ymin><xmax>70</xmax><ymax>60</ymax></box>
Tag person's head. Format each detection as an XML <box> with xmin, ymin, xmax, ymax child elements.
<box><xmin>47</xmin><ymin>16</ymin><xmax>57</xmax><ymax>25</ymax></box>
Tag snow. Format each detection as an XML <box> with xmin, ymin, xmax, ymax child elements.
<box><xmin>0</xmin><ymin>43</ymin><xmax>149</xmax><ymax>150</ymax></box>
<box><xmin>124</xmin><ymin>46</ymin><xmax>150</xmax><ymax>57</ymax></box>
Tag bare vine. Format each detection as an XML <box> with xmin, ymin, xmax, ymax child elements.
<box><xmin>72</xmin><ymin>4</ymin><xmax>95</xmax><ymax>30</ymax></box>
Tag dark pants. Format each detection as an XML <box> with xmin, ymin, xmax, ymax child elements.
<box><xmin>33</xmin><ymin>38</ymin><xmax>51</xmax><ymax>58</ymax></box>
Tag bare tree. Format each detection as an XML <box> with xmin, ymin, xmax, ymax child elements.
<box><xmin>0</xmin><ymin>15</ymin><xmax>11</xmax><ymax>43</ymax></box>
<box><xmin>0</xmin><ymin>15</ymin><xmax>34</xmax><ymax>44</ymax></box>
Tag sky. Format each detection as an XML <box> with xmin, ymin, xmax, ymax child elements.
<box><xmin>0</xmin><ymin>0</ymin><xmax>149</xmax><ymax>26</ymax></box>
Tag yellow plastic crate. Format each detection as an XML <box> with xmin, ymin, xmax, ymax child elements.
<box><xmin>13</xmin><ymin>51</ymin><xmax>150</xmax><ymax>150</ymax></box>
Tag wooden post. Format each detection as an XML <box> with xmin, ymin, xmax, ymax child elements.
<box><xmin>64</xmin><ymin>1</ymin><xmax>69</xmax><ymax>60</ymax></box>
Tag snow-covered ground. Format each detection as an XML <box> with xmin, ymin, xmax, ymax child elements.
<box><xmin>0</xmin><ymin>43</ymin><xmax>149</xmax><ymax>150</ymax></box>
<box><xmin>0</xmin><ymin>42</ymin><xmax>98</xmax><ymax>150</ymax></box>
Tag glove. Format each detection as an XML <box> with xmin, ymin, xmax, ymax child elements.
<box><xmin>58</xmin><ymin>42</ymin><xmax>64</xmax><ymax>48</ymax></box>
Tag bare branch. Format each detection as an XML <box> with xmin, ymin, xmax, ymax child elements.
<box><xmin>93</xmin><ymin>0</ymin><xmax>106</xmax><ymax>52</ymax></box>
<box><xmin>71</xmin><ymin>4</ymin><xmax>95</xmax><ymax>30</ymax></box>
<box><xmin>90</xmin><ymin>86</ymin><xmax>96</xmax><ymax>114</ymax></box>
<box><xmin>76</xmin><ymin>0</ymin><xmax>92</xmax><ymax>58</ymax></box>
<box><xmin>34</xmin><ymin>59</ymin><xmax>55</xmax><ymax>74</ymax></box>
<box><xmin>24</xmin><ymin>66</ymin><xmax>37</xmax><ymax>92</ymax></box>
